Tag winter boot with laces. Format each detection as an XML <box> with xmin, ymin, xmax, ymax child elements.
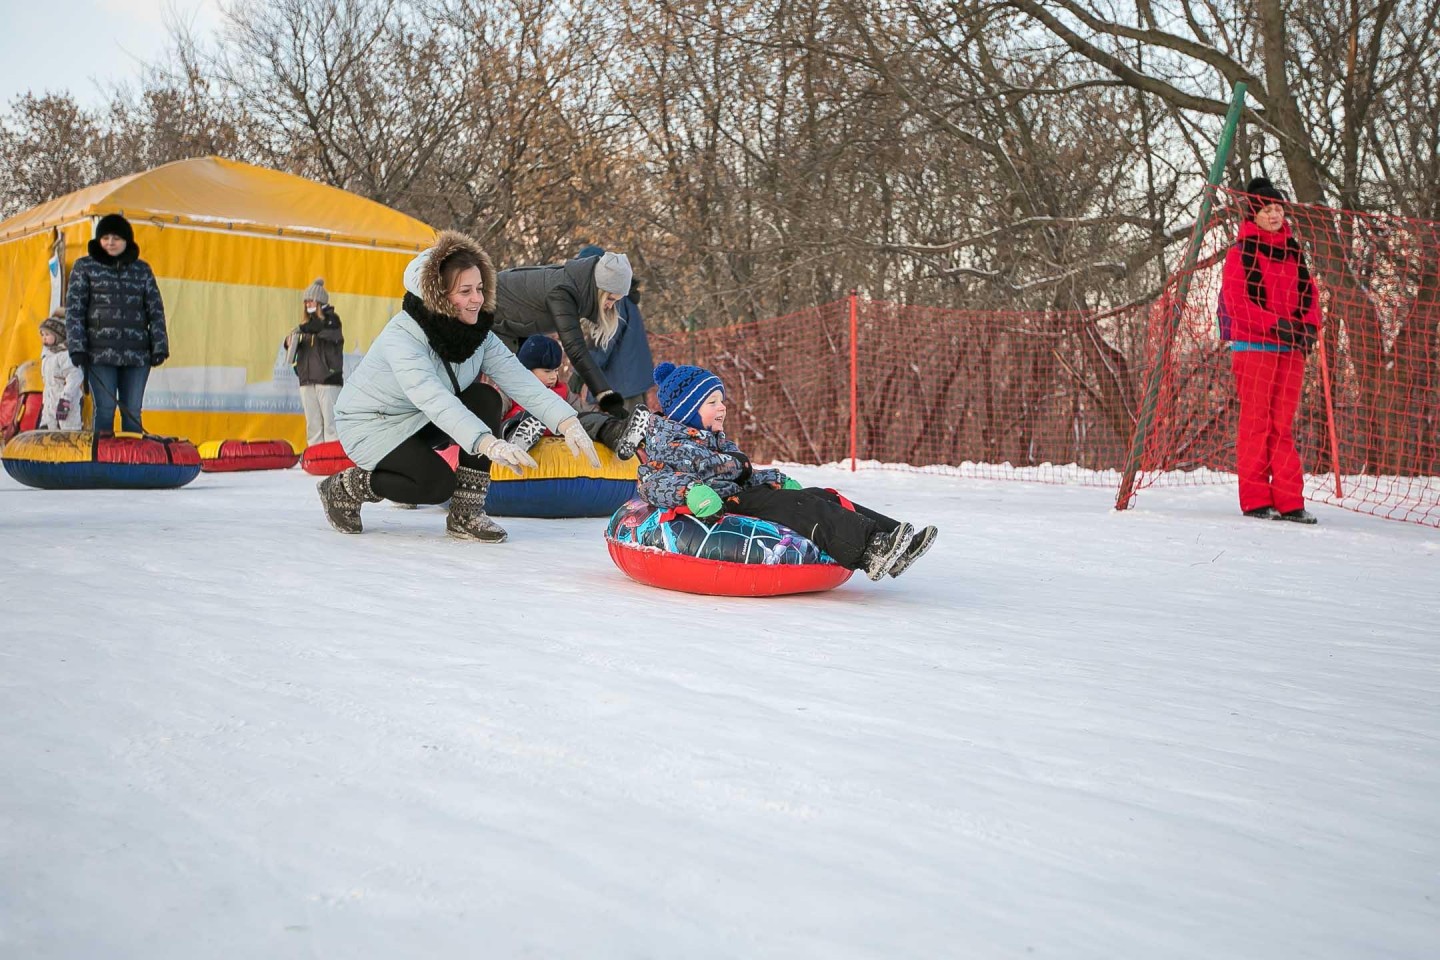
<box><xmin>505</xmin><ymin>414</ymin><xmax>548</xmax><ymax>452</ymax></box>
<box><xmin>859</xmin><ymin>522</ymin><xmax>914</xmax><ymax>581</ymax></box>
<box><xmin>318</xmin><ymin>466</ymin><xmax>382</xmax><ymax>534</ymax></box>
<box><xmin>614</xmin><ymin>404</ymin><xmax>654</xmax><ymax>461</ymax></box>
<box><xmin>887</xmin><ymin>525</ymin><xmax>938</xmax><ymax>578</ymax></box>
<box><xmin>1277</xmin><ymin>508</ymin><xmax>1318</xmax><ymax>525</ymax></box>
<box><xmin>447</xmin><ymin>466</ymin><xmax>509</xmax><ymax>542</ymax></box>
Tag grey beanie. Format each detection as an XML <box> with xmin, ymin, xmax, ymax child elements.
<box><xmin>592</xmin><ymin>252</ymin><xmax>633</xmax><ymax>298</ymax></box>
<box><xmin>302</xmin><ymin>278</ymin><xmax>329</xmax><ymax>305</ymax></box>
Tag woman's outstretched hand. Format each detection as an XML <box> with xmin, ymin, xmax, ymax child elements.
<box><xmin>557</xmin><ymin>417</ymin><xmax>601</xmax><ymax>468</ymax></box>
<box><xmin>475</xmin><ymin>433</ymin><xmax>539</xmax><ymax>472</ymax></box>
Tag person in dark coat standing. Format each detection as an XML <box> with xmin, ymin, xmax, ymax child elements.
<box><xmin>493</xmin><ymin>251</ymin><xmax>636</xmax><ymax>419</ymax></box>
<box><xmin>64</xmin><ymin>213</ymin><xmax>168</xmax><ymax>435</ymax></box>
<box><xmin>572</xmin><ymin>243</ymin><xmax>656</xmax><ymax>410</ymax></box>
<box><xmin>1218</xmin><ymin>177</ymin><xmax>1322</xmax><ymax>525</ymax></box>
<box><xmin>287</xmin><ymin>278</ymin><xmax>345</xmax><ymax>446</ymax></box>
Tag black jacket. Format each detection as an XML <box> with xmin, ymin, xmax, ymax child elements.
<box><xmin>292</xmin><ymin>305</ymin><xmax>344</xmax><ymax>386</ymax></box>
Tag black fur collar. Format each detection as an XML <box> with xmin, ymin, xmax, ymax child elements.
<box><xmin>403</xmin><ymin>291</ymin><xmax>493</xmax><ymax>363</ymax></box>
<box><xmin>87</xmin><ymin>239</ymin><xmax>140</xmax><ymax>266</ymax></box>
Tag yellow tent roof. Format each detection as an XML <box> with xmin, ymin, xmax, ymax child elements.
<box><xmin>0</xmin><ymin>155</ymin><xmax>435</xmax><ymax>250</ymax></box>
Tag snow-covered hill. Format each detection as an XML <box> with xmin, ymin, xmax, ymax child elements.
<box><xmin>2</xmin><ymin>466</ymin><xmax>1436</xmax><ymax>958</ymax></box>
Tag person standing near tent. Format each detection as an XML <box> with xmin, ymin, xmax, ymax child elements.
<box><xmin>323</xmin><ymin>230</ymin><xmax>601</xmax><ymax>541</ymax></box>
<box><xmin>492</xmin><ymin>250</ymin><xmax>639</xmax><ymax>421</ymax></box>
<box><xmin>570</xmin><ymin>243</ymin><xmax>656</xmax><ymax>411</ymax></box>
<box><xmin>37</xmin><ymin>313</ymin><xmax>82</xmax><ymax>430</ymax></box>
<box><xmin>1218</xmin><ymin>177</ymin><xmax>1321</xmax><ymax>525</ymax></box>
<box><xmin>286</xmin><ymin>278</ymin><xmax>344</xmax><ymax>446</ymax></box>
<box><xmin>64</xmin><ymin>213</ymin><xmax>168</xmax><ymax>435</ymax></box>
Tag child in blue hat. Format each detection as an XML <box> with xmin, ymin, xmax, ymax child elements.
<box><xmin>637</xmin><ymin>362</ymin><xmax>937</xmax><ymax>580</ymax></box>
<box><xmin>502</xmin><ymin>334</ymin><xmax>651</xmax><ymax>459</ymax></box>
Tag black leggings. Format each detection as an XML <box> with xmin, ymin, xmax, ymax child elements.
<box><xmin>727</xmin><ymin>486</ymin><xmax>900</xmax><ymax>569</ymax></box>
<box><xmin>370</xmin><ymin>382</ymin><xmax>503</xmax><ymax>504</ymax></box>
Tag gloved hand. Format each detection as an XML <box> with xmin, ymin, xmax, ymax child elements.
<box><xmin>1273</xmin><ymin>318</ymin><xmax>1317</xmax><ymax>352</ymax></box>
<box><xmin>55</xmin><ymin>399</ymin><xmax>72</xmax><ymax>420</ymax></box>
<box><xmin>781</xmin><ymin>476</ymin><xmax>803</xmax><ymax>490</ymax></box>
<box><xmin>69</xmin><ymin>352</ymin><xmax>89</xmax><ymax>369</ymax></box>
<box><xmin>595</xmin><ymin>390</ymin><xmax>627</xmax><ymax>418</ymax></box>
<box><xmin>150</xmin><ymin>351</ymin><xmax>169</xmax><ymax>367</ymax></box>
<box><xmin>475</xmin><ymin>432</ymin><xmax>539</xmax><ymax>472</ymax></box>
<box><xmin>685</xmin><ymin>483</ymin><xmax>723</xmax><ymax>518</ymax></box>
<box><xmin>557</xmin><ymin>416</ymin><xmax>601</xmax><ymax>468</ymax></box>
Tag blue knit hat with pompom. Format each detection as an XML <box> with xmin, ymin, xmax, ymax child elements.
<box><xmin>517</xmin><ymin>334</ymin><xmax>563</xmax><ymax>370</ymax></box>
<box><xmin>654</xmin><ymin>361</ymin><xmax>724</xmax><ymax>429</ymax></box>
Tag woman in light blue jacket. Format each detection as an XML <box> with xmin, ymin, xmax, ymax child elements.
<box><xmin>323</xmin><ymin>231</ymin><xmax>600</xmax><ymax>542</ymax></box>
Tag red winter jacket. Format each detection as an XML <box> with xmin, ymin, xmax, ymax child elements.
<box><xmin>503</xmin><ymin>381</ymin><xmax>569</xmax><ymax>423</ymax></box>
<box><xmin>1218</xmin><ymin>219</ymin><xmax>1321</xmax><ymax>345</ymax></box>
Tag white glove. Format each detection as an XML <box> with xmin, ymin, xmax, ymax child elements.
<box><xmin>474</xmin><ymin>433</ymin><xmax>538</xmax><ymax>472</ymax></box>
<box><xmin>558</xmin><ymin>417</ymin><xmax>601</xmax><ymax>468</ymax></box>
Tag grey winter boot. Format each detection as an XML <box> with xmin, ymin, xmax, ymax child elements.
<box><xmin>447</xmin><ymin>466</ymin><xmax>508</xmax><ymax>542</ymax></box>
<box><xmin>859</xmin><ymin>522</ymin><xmax>914</xmax><ymax>581</ymax></box>
<box><xmin>888</xmin><ymin>525</ymin><xmax>938</xmax><ymax>578</ymax></box>
<box><xmin>318</xmin><ymin>467</ymin><xmax>382</xmax><ymax>534</ymax></box>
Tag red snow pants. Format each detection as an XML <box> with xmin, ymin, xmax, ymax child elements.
<box><xmin>1231</xmin><ymin>349</ymin><xmax>1307</xmax><ymax>514</ymax></box>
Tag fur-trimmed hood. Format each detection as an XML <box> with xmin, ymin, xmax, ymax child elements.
<box><xmin>402</xmin><ymin>230</ymin><xmax>497</xmax><ymax>317</ymax></box>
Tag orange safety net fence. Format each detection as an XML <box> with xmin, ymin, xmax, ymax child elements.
<box><xmin>642</xmin><ymin>190</ymin><xmax>1440</xmax><ymax>528</ymax></box>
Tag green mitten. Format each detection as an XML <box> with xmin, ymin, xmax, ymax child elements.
<box><xmin>781</xmin><ymin>477</ymin><xmax>803</xmax><ymax>490</ymax></box>
<box><xmin>686</xmin><ymin>484</ymin><xmax>723</xmax><ymax>518</ymax></box>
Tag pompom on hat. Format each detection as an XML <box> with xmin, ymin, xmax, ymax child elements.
<box><xmin>517</xmin><ymin>334</ymin><xmax>563</xmax><ymax>370</ymax></box>
<box><xmin>302</xmin><ymin>278</ymin><xmax>330</xmax><ymax>305</ymax></box>
<box><xmin>654</xmin><ymin>361</ymin><xmax>724</xmax><ymax>429</ymax></box>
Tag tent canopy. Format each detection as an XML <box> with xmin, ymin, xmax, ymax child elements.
<box><xmin>0</xmin><ymin>156</ymin><xmax>434</xmax><ymax>251</ymax></box>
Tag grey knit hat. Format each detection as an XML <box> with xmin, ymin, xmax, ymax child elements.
<box><xmin>302</xmin><ymin>278</ymin><xmax>329</xmax><ymax>305</ymax></box>
<box><xmin>592</xmin><ymin>252</ymin><xmax>632</xmax><ymax>298</ymax></box>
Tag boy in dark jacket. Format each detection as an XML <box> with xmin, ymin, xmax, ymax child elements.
<box><xmin>637</xmin><ymin>362</ymin><xmax>937</xmax><ymax>580</ymax></box>
<box><xmin>502</xmin><ymin>335</ymin><xmax>649</xmax><ymax>460</ymax></box>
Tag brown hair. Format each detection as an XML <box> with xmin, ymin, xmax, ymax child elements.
<box><xmin>439</xmin><ymin>249</ymin><xmax>486</xmax><ymax>294</ymax></box>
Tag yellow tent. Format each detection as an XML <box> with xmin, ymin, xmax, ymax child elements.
<box><xmin>0</xmin><ymin>155</ymin><xmax>435</xmax><ymax>447</ymax></box>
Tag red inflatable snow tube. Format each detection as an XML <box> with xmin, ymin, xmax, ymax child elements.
<box><xmin>199</xmin><ymin>439</ymin><xmax>299</xmax><ymax>472</ymax></box>
<box><xmin>604</xmin><ymin>498</ymin><xmax>853</xmax><ymax>597</ymax></box>
<box><xmin>606</xmin><ymin>541</ymin><xmax>853</xmax><ymax>597</ymax></box>
<box><xmin>301</xmin><ymin>440</ymin><xmax>355</xmax><ymax>476</ymax></box>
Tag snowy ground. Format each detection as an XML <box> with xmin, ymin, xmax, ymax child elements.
<box><xmin>1</xmin><ymin>465</ymin><xmax>1437</xmax><ymax>959</ymax></box>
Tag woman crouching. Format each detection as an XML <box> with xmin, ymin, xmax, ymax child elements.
<box><xmin>321</xmin><ymin>231</ymin><xmax>600</xmax><ymax>541</ymax></box>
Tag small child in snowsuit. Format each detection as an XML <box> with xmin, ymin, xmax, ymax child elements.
<box><xmin>38</xmin><ymin>314</ymin><xmax>83</xmax><ymax>430</ymax></box>
<box><xmin>502</xmin><ymin>334</ymin><xmax>650</xmax><ymax>460</ymax></box>
<box><xmin>637</xmin><ymin>362</ymin><xmax>938</xmax><ymax>580</ymax></box>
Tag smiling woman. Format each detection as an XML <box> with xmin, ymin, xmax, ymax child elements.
<box><xmin>319</xmin><ymin>230</ymin><xmax>604</xmax><ymax>543</ymax></box>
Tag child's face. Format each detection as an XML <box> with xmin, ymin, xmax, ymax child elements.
<box><xmin>40</xmin><ymin>330</ymin><xmax>56</xmax><ymax>347</ymax></box>
<box><xmin>698</xmin><ymin>390</ymin><xmax>726</xmax><ymax>431</ymax></box>
<box><xmin>531</xmin><ymin>366</ymin><xmax>560</xmax><ymax>388</ymax></box>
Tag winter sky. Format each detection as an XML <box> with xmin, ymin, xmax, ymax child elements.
<box><xmin>0</xmin><ymin>0</ymin><xmax>221</xmax><ymax>107</ymax></box>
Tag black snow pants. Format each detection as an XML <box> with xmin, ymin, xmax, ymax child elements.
<box><xmin>370</xmin><ymin>382</ymin><xmax>504</xmax><ymax>504</ymax></box>
<box><xmin>726</xmin><ymin>486</ymin><xmax>901</xmax><ymax>569</ymax></box>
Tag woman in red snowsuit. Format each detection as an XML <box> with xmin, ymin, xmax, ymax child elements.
<box><xmin>1218</xmin><ymin>177</ymin><xmax>1322</xmax><ymax>524</ymax></box>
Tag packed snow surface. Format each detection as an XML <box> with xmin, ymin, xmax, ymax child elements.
<box><xmin>1</xmin><ymin>465</ymin><xmax>1436</xmax><ymax>958</ymax></box>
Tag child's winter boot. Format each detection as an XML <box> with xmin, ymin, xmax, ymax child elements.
<box><xmin>888</xmin><ymin>525</ymin><xmax>938</xmax><ymax>578</ymax></box>
<box><xmin>614</xmin><ymin>404</ymin><xmax>654</xmax><ymax>461</ymax></box>
<box><xmin>505</xmin><ymin>414</ymin><xmax>547</xmax><ymax>452</ymax></box>
<box><xmin>318</xmin><ymin>467</ymin><xmax>381</xmax><ymax>534</ymax></box>
<box><xmin>447</xmin><ymin>466</ymin><xmax>508</xmax><ymax>542</ymax></box>
<box><xmin>859</xmin><ymin>522</ymin><xmax>913</xmax><ymax>581</ymax></box>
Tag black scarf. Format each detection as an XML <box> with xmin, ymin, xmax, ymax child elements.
<box><xmin>87</xmin><ymin>239</ymin><xmax>140</xmax><ymax>266</ymax></box>
<box><xmin>403</xmin><ymin>291</ymin><xmax>493</xmax><ymax>363</ymax></box>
